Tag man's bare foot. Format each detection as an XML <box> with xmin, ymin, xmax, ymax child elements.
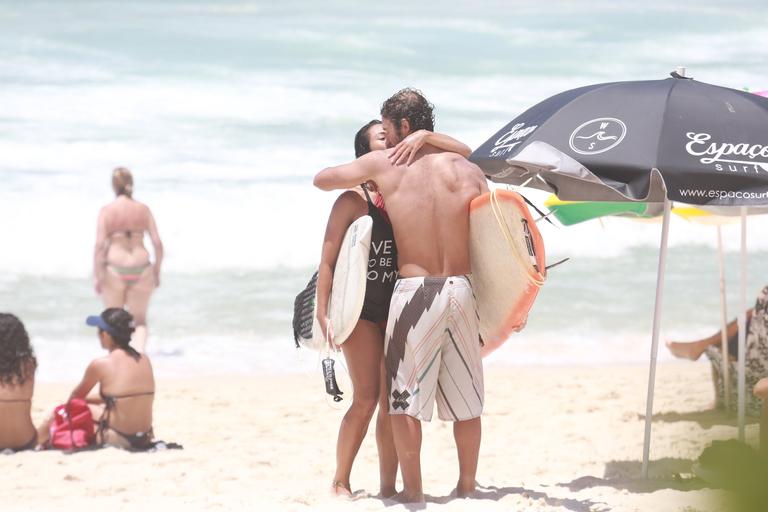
<box><xmin>455</xmin><ymin>480</ymin><xmax>477</xmax><ymax>498</ymax></box>
<box><xmin>379</xmin><ymin>486</ymin><xmax>397</xmax><ymax>499</ymax></box>
<box><xmin>666</xmin><ymin>340</ymin><xmax>707</xmax><ymax>361</ymax></box>
<box><xmin>330</xmin><ymin>481</ymin><xmax>352</xmax><ymax>498</ymax></box>
<box><xmin>393</xmin><ymin>490</ymin><xmax>425</xmax><ymax>503</ymax></box>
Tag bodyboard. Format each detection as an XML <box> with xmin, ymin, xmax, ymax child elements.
<box><xmin>469</xmin><ymin>190</ymin><xmax>546</xmax><ymax>356</ymax></box>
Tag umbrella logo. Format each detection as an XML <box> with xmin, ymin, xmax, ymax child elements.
<box><xmin>490</xmin><ymin>122</ymin><xmax>539</xmax><ymax>157</ymax></box>
<box><xmin>569</xmin><ymin>117</ymin><xmax>627</xmax><ymax>155</ymax></box>
<box><xmin>685</xmin><ymin>132</ymin><xmax>768</xmax><ymax>174</ymax></box>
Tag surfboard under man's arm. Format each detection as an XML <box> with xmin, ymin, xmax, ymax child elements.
<box><xmin>314</xmin><ymin>150</ymin><xmax>388</xmax><ymax>191</ymax></box>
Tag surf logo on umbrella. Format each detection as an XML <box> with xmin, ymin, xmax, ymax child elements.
<box><xmin>685</xmin><ymin>132</ymin><xmax>768</xmax><ymax>174</ymax></box>
<box><xmin>569</xmin><ymin>117</ymin><xmax>627</xmax><ymax>155</ymax></box>
<box><xmin>490</xmin><ymin>122</ymin><xmax>539</xmax><ymax>157</ymax></box>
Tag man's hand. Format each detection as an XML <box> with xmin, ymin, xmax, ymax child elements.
<box><xmin>389</xmin><ymin>129</ymin><xmax>429</xmax><ymax>166</ymax></box>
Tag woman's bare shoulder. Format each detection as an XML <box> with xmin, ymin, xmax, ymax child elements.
<box><xmin>334</xmin><ymin>189</ymin><xmax>366</xmax><ymax>209</ymax></box>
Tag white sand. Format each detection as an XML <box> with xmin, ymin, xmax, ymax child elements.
<box><xmin>3</xmin><ymin>361</ymin><xmax>758</xmax><ymax>511</ymax></box>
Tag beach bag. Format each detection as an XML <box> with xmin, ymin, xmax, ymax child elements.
<box><xmin>292</xmin><ymin>271</ymin><xmax>318</xmax><ymax>349</ymax></box>
<box><xmin>49</xmin><ymin>399</ymin><xmax>95</xmax><ymax>450</ymax></box>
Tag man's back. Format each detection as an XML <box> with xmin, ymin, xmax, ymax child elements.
<box><xmin>376</xmin><ymin>149</ymin><xmax>488</xmax><ymax>278</ymax></box>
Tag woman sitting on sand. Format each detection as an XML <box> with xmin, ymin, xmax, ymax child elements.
<box><xmin>318</xmin><ymin>120</ymin><xmax>470</xmax><ymax>497</ymax></box>
<box><xmin>37</xmin><ymin>308</ymin><xmax>155</xmax><ymax>450</ymax></box>
<box><xmin>94</xmin><ymin>167</ymin><xmax>164</xmax><ymax>352</ymax></box>
<box><xmin>0</xmin><ymin>313</ymin><xmax>38</xmax><ymax>452</ymax></box>
<box><xmin>667</xmin><ymin>284</ymin><xmax>768</xmax><ymax>415</ymax></box>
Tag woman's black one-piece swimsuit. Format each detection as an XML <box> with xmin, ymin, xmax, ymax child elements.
<box><xmin>359</xmin><ymin>187</ymin><xmax>398</xmax><ymax>324</ymax></box>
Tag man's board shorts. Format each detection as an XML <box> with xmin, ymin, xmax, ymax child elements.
<box><xmin>384</xmin><ymin>275</ymin><xmax>483</xmax><ymax>422</ymax></box>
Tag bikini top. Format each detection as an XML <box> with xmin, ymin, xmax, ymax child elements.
<box><xmin>99</xmin><ymin>390</ymin><xmax>155</xmax><ymax>409</ymax></box>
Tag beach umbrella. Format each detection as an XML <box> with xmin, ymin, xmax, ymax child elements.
<box><xmin>469</xmin><ymin>69</ymin><xmax>768</xmax><ymax>477</ymax></box>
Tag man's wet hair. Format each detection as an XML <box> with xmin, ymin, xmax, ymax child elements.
<box><xmin>380</xmin><ymin>88</ymin><xmax>435</xmax><ymax>138</ymax></box>
<box><xmin>354</xmin><ymin>119</ymin><xmax>382</xmax><ymax>158</ymax></box>
<box><xmin>0</xmin><ymin>313</ymin><xmax>37</xmax><ymax>386</ymax></box>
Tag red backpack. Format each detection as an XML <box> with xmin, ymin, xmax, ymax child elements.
<box><xmin>49</xmin><ymin>399</ymin><xmax>95</xmax><ymax>450</ymax></box>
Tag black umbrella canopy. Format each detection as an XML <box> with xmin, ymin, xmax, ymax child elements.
<box><xmin>470</xmin><ymin>75</ymin><xmax>768</xmax><ymax>206</ymax></box>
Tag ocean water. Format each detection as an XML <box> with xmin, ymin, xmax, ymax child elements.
<box><xmin>1</xmin><ymin>0</ymin><xmax>767</xmax><ymax>381</ymax></box>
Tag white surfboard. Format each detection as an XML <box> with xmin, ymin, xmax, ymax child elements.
<box><xmin>310</xmin><ymin>215</ymin><xmax>373</xmax><ymax>349</ymax></box>
<box><xmin>469</xmin><ymin>189</ymin><xmax>546</xmax><ymax>357</ymax></box>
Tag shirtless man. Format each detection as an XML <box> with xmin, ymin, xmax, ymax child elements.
<box><xmin>314</xmin><ymin>88</ymin><xmax>489</xmax><ymax>502</ymax></box>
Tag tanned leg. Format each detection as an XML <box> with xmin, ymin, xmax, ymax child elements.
<box><xmin>331</xmin><ymin>320</ymin><xmax>382</xmax><ymax>496</ymax></box>
<box><xmin>375</xmin><ymin>356</ymin><xmax>398</xmax><ymax>497</ymax></box>
<box><xmin>391</xmin><ymin>414</ymin><xmax>424</xmax><ymax>503</ymax></box>
<box><xmin>453</xmin><ymin>417</ymin><xmax>481</xmax><ymax>497</ymax></box>
<box><xmin>666</xmin><ymin>313</ymin><xmax>746</xmax><ymax>361</ymax></box>
<box><xmin>124</xmin><ymin>268</ymin><xmax>155</xmax><ymax>352</ymax></box>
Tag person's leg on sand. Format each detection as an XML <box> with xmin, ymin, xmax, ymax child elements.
<box><xmin>391</xmin><ymin>414</ymin><xmax>424</xmax><ymax>503</ymax></box>
<box><xmin>124</xmin><ymin>267</ymin><xmax>155</xmax><ymax>352</ymax></box>
<box><xmin>375</xmin><ymin>356</ymin><xmax>398</xmax><ymax>497</ymax></box>
<box><xmin>435</xmin><ymin>278</ymin><xmax>484</xmax><ymax>498</ymax></box>
<box><xmin>453</xmin><ymin>417</ymin><xmax>481</xmax><ymax>497</ymax></box>
<box><xmin>666</xmin><ymin>310</ymin><xmax>752</xmax><ymax>361</ymax></box>
<box><xmin>666</xmin><ymin>337</ymin><xmax>717</xmax><ymax>360</ymax></box>
<box><xmin>331</xmin><ymin>319</ymin><xmax>383</xmax><ymax>497</ymax></box>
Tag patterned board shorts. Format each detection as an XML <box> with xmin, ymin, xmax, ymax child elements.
<box><xmin>384</xmin><ymin>275</ymin><xmax>484</xmax><ymax>422</ymax></box>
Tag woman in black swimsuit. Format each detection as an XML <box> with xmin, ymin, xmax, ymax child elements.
<box><xmin>0</xmin><ymin>313</ymin><xmax>38</xmax><ymax>452</ymax></box>
<box><xmin>318</xmin><ymin>120</ymin><xmax>470</xmax><ymax>497</ymax></box>
<box><xmin>36</xmin><ymin>308</ymin><xmax>155</xmax><ymax>450</ymax></box>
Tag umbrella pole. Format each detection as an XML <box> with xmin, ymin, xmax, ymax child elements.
<box><xmin>717</xmin><ymin>226</ymin><xmax>730</xmax><ymax>410</ymax></box>
<box><xmin>738</xmin><ymin>207</ymin><xmax>747</xmax><ymax>440</ymax></box>
<box><xmin>641</xmin><ymin>197</ymin><xmax>672</xmax><ymax>479</ymax></box>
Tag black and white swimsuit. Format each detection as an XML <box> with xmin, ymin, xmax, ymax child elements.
<box><xmin>359</xmin><ymin>187</ymin><xmax>398</xmax><ymax>324</ymax></box>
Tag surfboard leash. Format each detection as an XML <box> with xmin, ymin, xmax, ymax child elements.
<box><xmin>518</xmin><ymin>193</ymin><xmax>556</xmax><ymax>227</ymax></box>
<box><xmin>321</xmin><ymin>319</ymin><xmax>344</xmax><ymax>402</ymax></box>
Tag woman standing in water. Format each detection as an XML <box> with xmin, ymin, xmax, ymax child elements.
<box><xmin>94</xmin><ymin>168</ymin><xmax>163</xmax><ymax>353</ymax></box>
<box><xmin>319</xmin><ymin>121</ymin><xmax>470</xmax><ymax>497</ymax></box>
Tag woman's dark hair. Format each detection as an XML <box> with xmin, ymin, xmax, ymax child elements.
<box><xmin>0</xmin><ymin>313</ymin><xmax>37</xmax><ymax>386</ymax></box>
<box><xmin>354</xmin><ymin>119</ymin><xmax>382</xmax><ymax>158</ymax></box>
<box><xmin>380</xmin><ymin>88</ymin><xmax>435</xmax><ymax>138</ymax></box>
<box><xmin>101</xmin><ymin>308</ymin><xmax>140</xmax><ymax>360</ymax></box>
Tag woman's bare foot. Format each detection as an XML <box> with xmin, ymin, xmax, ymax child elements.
<box><xmin>330</xmin><ymin>481</ymin><xmax>352</xmax><ymax>498</ymax></box>
<box><xmin>666</xmin><ymin>340</ymin><xmax>708</xmax><ymax>361</ymax></box>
